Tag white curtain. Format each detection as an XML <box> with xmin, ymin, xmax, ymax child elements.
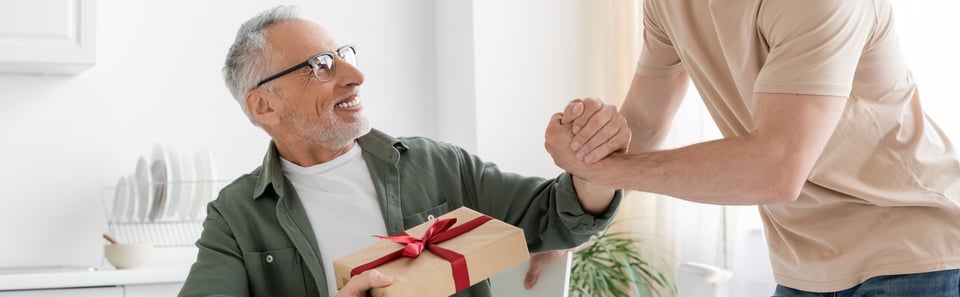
<box><xmin>584</xmin><ymin>1</ymin><xmax>761</xmax><ymax>295</ymax></box>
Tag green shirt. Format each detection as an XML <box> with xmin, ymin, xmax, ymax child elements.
<box><xmin>179</xmin><ymin>129</ymin><xmax>621</xmax><ymax>297</ymax></box>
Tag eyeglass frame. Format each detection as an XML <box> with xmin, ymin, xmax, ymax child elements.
<box><xmin>255</xmin><ymin>44</ymin><xmax>357</xmax><ymax>88</ymax></box>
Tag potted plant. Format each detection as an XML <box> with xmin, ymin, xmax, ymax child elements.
<box><xmin>569</xmin><ymin>227</ymin><xmax>676</xmax><ymax>297</ymax></box>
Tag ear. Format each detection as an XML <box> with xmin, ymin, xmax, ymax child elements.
<box><xmin>245</xmin><ymin>88</ymin><xmax>281</xmax><ymax>126</ymax></box>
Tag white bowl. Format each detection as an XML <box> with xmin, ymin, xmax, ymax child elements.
<box><xmin>104</xmin><ymin>243</ymin><xmax>154</xmax><ymax>269</ymax></box>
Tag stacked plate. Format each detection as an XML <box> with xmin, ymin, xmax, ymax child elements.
<box><xmin>111</xmin><ymin>144</ymin><xmax>217</xmax><ymax>222</ymax></box>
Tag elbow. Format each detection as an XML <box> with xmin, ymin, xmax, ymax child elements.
<box><xmin>759</xmin><ymin>171</ymin><xmax>805</xmax><ymax>204</ymax></box>
<box><xmin>766</xmin><ymin>182</ymin><xmax>802</xmax><ymax>204</ymax></box>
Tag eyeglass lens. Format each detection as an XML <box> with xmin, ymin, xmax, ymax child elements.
<box><xmin>307</xmin><ymin>46</ymin><xmax>357</xmax><ymax>82</ymax></box>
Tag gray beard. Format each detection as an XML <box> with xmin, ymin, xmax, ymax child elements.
<box><xmin>291</xmin><ymin>112</ymin><xmax>371</xmax><ymax>149</ymax></box>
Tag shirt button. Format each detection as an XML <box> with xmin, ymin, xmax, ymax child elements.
<box><xmin>266</xmin><ymin>255</ymin><xmax>274</xmax><ymax>263</ymax></box>
<box><xmin>427</xmin><ymin>215</ymin><xmax>435</xmax><ymax>221</ymax></box>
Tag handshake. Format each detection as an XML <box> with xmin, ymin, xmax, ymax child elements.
<box><xmin>544</xmin><ymin>97</ymin><xmax>632</xmax><ymax>188</ymax></box>
<box><xmin>334</xmin><ymin>97</ymin><xmax>631</xmax><ymax>297</ymax></box>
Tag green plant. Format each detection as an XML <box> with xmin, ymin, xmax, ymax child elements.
<box><xmin>569</xmin><ymin>228</ymin><xmax>676</xmax><ymax>297</ymax></box>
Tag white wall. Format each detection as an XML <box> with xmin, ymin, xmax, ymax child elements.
<box><xmin>0</xmin><ymin>0</ymin><xmax>438</xmax><ymax>267</ymax></box>
<box><xmin>435</xmin><ymin>0</ymin><xmax>478</xmax><ymax>153</ymax></box>
<box><xmin>435</xmin><ymin>0</ymin><xmax>609</xmax><ymax>179</ymax></box>
<box><xmin>893</xmin><ymin>0</ymin><xmax>960</xmax><ymax>142</ymax></box>
<box><xmin>471</xmin><ymin>0</ymin><xmax>602</xmax><ymax>178</ymax></box>
<box><xmin>0</xmin><ymin>0</ymin><xmax>601</xmax><ymax>270</ymax></box>
<box><xmin>433</xmin><ymin>2</ymin><xmax>606</xmax><ymax>295</ymax></box>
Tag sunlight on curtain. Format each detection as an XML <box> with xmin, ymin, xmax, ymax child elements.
<box><xmin>583</xmin><ymin>0</ymin><xmax>732</xmax><ymax>293</ymax></box>
<box><xmin>583</xmin><ymin>1</ymin><xmax>772</xmax><ymax>295</ymax></box>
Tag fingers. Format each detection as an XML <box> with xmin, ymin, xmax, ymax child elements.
<box><xmin>336</xmin><ymin>270</ymin><xmax>393</xmax><ymax>297</ymax></box>
<box><xmin>523</xmin><ymin>263</ymin><xmax>543</xmax><ymax>290</ymax></box>
<box><xmin>570</xmin><ymin>98</ymin><xmax>604</xmax><ymax>135</ymax></box>
<box><xmin>579</xmin><ymin>115</ymin><xmax>632</xmax><ymax>163</ymax></box>
<box><xmin>546</xmin><ymin>112</ymin><xmax>587</xmax><ymax>175</ymax></box>
<box><xmin>569</xmin><ymin>98</ymin><xmax>607</xmax><ymax>153</ymax></box>
<box><xmin>561</xmin><ymin>99</ymin><xmax>585</xmax><ymax>125</ymax></box>
<box><xmin>570</xmin><ymin>103</ymin><xmax>615</xmax><ymax>152</ymax></box>
<box><xmin>545</xmin><ymin>113</ymin><xmax>572</xmax><ymax>163</ymax></box>
<box><xmin>568</xmin><ymin>98</ymin><xmax>632</xmax><ymax>163</ymax></box>
<box><xmin>524</xmin><ymin>250</ymin><xmax>570</xmax><ymax>290</ymax></box>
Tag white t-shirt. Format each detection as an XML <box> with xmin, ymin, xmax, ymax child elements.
<box><xmin>280</xmin><ymin>144</ymin><xmax>387</xmax><ymax>295</ymax></box>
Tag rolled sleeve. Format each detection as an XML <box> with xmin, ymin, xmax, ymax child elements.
<box><xmin>553</xmin><ymin>172</ymin><xmax>623</xmax><ymax>234</ymax></box>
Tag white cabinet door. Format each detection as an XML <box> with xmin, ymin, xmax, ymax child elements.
<box><xmin>0</xmin><ymin>287</ymin><xmax>123</xmax><ymax>297</ymax></box>
<box><xmin>0</xmin><ymin>0</ymin><xmax>96</xmax><ymax>74</ymax></box>
<box><xmin>123</xmin><ymin>283</ymin><xmax>183</xmax><ymax>297</ymax></box>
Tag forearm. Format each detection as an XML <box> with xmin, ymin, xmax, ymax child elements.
<box><xmin>597</xmin><ymin>135</ymin><xmax>803</xmax><ymax>205</ymax></box>
<box><xmin>571</xmin><ymin>175</ymin><xmax>618</xmax><ymax>216</ymax></box>
<box><xmin>620</xmin><ymin>71</ymin><xmax>689</xmax><ymax>152</ymax></box>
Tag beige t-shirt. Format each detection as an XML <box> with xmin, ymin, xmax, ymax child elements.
<box><xmin>636</xmin><ymin>0</ymin><xmax>960</xmax><ymax>292</ymax></box>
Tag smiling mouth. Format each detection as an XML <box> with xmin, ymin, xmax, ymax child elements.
<box><xmin>335</xmin><ymin>96</ymin><xmax>360</xmax><ymax>109</ymax></box>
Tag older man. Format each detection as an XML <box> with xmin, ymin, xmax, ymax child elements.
<box><xmin>179</xmin><ymin>6</ymin><xmax>628</xmax><ymax>297</ymax></box>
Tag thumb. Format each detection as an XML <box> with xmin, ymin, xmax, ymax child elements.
<box><xmin>524</xmin><ymin>262</ymin><xmax>543</xmax><ymax>290</ymax></box>
<box><xmin>338</xmin><ymin>270</ymin><xmax>394</xmax><ymax>297</ymax></box>
<box><xmin>547</xmin><ymin>112</ymin><xmax>564</xmax><ymax>130</ymax></box>
<box><xmin>365</xmin><ymin>270</ymin><xmax>393</xmax><ymax>287</ymax></box>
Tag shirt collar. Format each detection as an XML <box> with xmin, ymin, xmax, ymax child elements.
<box><xmin>251</xmin><ymin>128</ymin><xmax>407</xmax><ymax>200</ymax></box>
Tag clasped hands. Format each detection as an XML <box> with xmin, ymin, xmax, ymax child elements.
<box><xmin>337</xmin><ymin>98</ymin><xmax>630</xmax><ymax>295</ymax></box>
<box><xmin>544</xmin><ymin>97</ymin><xmax>631</xmax><ymax>185</ymax></box>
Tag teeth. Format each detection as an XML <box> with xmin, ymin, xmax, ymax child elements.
<box><xmin>335</xmin><ymin>97</ymin><xmax>360</xmax><ymax>108</ymax></box>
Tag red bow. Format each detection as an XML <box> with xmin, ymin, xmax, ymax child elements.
<box><xmin>350</xmin><ymin>215</ymin><xmax>493</xmax><ymax>291</ymax></box>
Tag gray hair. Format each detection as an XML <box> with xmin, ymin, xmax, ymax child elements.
<box><xmin>223</xmin><ymin>5</ymin><xmax>300</xmax><ymax>125</ymax></box>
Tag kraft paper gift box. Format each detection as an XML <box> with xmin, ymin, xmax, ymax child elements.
<box><xmin>332</xmin><ymin>207</ymin><xmax>530</xmax><ymax>297</ymax></box>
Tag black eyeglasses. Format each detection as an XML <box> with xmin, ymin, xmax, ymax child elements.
<box><xmin>255</xmin><ymin>45</ymin><xmax>357</xmax><ymax>88</ymax></box>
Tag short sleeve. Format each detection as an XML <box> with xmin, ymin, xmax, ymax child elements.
<box><xmin>635</xmin><ymin>0</ymin><xmax>684</xmax><ymax>76</ymax></box>
<box><xmin>754</xmin><ymin>0</ymin><xmax>876</xmax><ymax>97</ymax></box>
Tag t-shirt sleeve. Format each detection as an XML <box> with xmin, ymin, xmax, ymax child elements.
<box><xmin>754</xmin><ymin>0</ymin><xmax>876</xmax><ymax>97</ymax></box>
<box><xmin>635</xmin><ymin>0</ymin><xmax>684</xmax><ymax>76</ymax></box>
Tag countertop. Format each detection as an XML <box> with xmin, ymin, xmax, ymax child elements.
<box><xmin>0</xmin><ymin>266</ymin><xmax>189</xmax><ymax>291</ymax></box>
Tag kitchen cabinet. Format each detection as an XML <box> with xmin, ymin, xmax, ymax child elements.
<box><xmin>0</xmin><ymin>0</ymin><xmax>97</xmax><ymax>74</ymax></box>
<box><xmin>0</xmin><ymin>284</ymin><xmax>181</xmax><ymax>297</ymax></box>
<box><xmin>0</xmin><ymin>287</ymin><xmax>122</xmax><ymax>297</ymax></box>
<box><xmin>0</xmin><ymin>267</ymin><xmax>186</xmax><ymax>297</ymax></box>
<box><xmin>123</xmin><ymin>283</ymin><xmax>183</xmax><ymax>297</ymax></box>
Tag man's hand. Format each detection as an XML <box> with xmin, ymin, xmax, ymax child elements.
<box><xmin>523</xmin><ymin>249</ymin><xmax>572</xmax><ymax>290</ymax></box>
<box><xmin>546</xmin><ymin>112</ymin><xmax>624</xmax><ymax>187</ymax></box>
<box><xmin>336</xmin><ymin>270</ymin><xmax>393</xmax><ymax>297</ymax></box>
<box><xmin>561</xmin><ymin>98</ymin><xmax>631</xmax><ymax>163</ymax></box>
<box><xmin>546</xmin><ymin>112</ymin><xmax>590</xmax><ymax>176</ymax></box>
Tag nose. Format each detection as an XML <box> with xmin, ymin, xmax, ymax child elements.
<box><xmin>336</xmin><ymin>59</ymin><xmax>364</xmax><ymax>87</ymax></box>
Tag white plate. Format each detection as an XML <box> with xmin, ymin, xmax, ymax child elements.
<box><xmin>134</xmin><ymin>157</ymin><xmax>152</xmax><ymax>222</ymax></box>
<box><xmin>112</xmin><ymin>176</ymin><xmax>129</xmax><ymax>222</ymax></box>
<box><xmin>190</xmin><ymin>149</ymin><xmax>215</xmax><ymax>220</ymax></box>
<box><xmin>149</xmin><ymin>144</ymin><xmax>169</xmax><ymax>221</ymax></box>
<box><xmin>164</xmin><ymin>146</ymin><xmax>182</xmax><ymax>220</ymax></box>
<box><xmin>177</xmin><ymin>151</ymin><xmax>196</xmax><ymax>219</ymax></box>
<box><xmin>125</xmin><ymin>174</ymin><xmax>138</xmax><ymax>221</ymax></box>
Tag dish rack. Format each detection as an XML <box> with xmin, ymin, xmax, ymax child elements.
<box><xmin>102</xmin><ymin>180</ymin><xmax>227</xmax><ymax>247</ymax></box>
<box><xmin>107</xmin><ymin>220</ymin><xmax>204</xmax><ymax>247</ymax></box>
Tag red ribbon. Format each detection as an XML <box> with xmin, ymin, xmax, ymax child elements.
<box><xmin>350</xmin><ymin>215</ymin><xmax>493</xmax><ymax>291</ymax></box>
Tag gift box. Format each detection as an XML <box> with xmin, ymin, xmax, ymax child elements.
<box><xmin>332</xmin><ymin>207</ymin><xmax>530</xmax><ymax>297</ymax></box>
